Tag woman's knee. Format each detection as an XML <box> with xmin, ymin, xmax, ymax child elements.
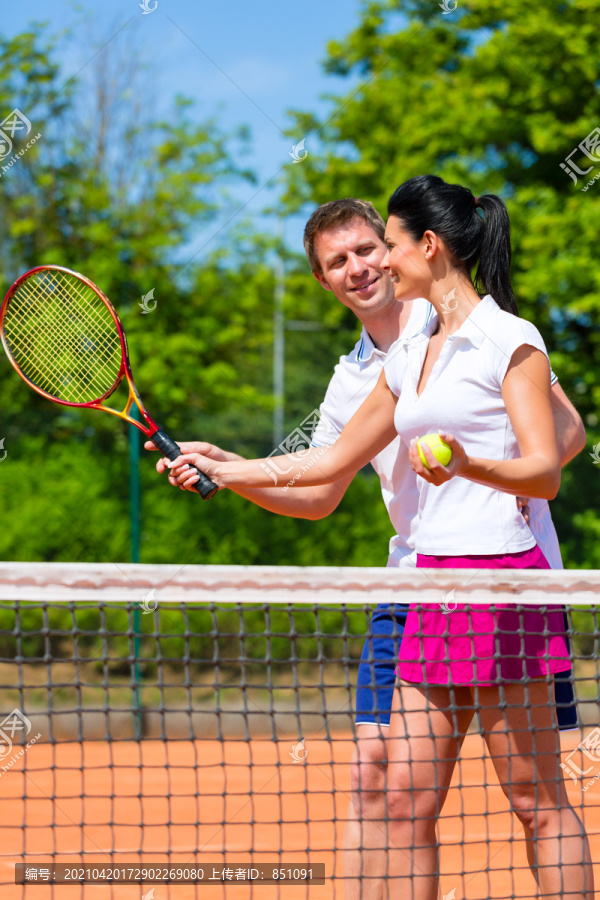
<box><xmin>509</xmin><ymin>788</ymin><xmax>562</xmax><ymax>832</ymax></box>
<box><xmin>351</xmin><ymin>753</ymin><xmax>449</xmax><ymax>824</ymax></box>
<box><xmin>385</xmin><ymin>781</ymin><xmax>441</xmax><ymax>824</ymax></box>
<box><xmin>385</xmin><ymin>760</ymin><xmax>443</xmax><ymax>822</ymax></box>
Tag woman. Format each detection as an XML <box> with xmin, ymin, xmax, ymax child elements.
<box><xmin>161</xmin><ymin>175</ymin><xmax>593</xmax><ymax>898</ymax></box>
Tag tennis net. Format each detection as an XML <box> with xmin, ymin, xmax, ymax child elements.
<box><xmin>2</xmin><ymin>562</ymin><xmax>600</xmax><ymax>899</ymax></box>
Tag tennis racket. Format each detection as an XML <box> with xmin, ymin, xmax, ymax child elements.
<box><xmin>0</xmin><ymin>264</ymin><xmax>219</xmax><ymax>500</ymax></box>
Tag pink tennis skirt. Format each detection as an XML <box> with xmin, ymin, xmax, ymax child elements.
<box><xmin>397</xmin><ymin>545</ymin><xmax>571</xmax><ymax>686</ymax></box>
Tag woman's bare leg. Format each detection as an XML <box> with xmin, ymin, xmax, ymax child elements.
<box><xmin>479</xmin><ymin>679</ymin><xmax>594</xmax><ymax>900</ymax></box>
<box><xmin>384</xmin><ymin>680</ymin><xmax>474</xmax><ymax>899</ymax></box>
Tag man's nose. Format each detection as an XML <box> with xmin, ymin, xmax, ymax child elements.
<box><xmin>347</xmin><ymin>253</ymin><xmax>368</xmax><ymax>276</ymax></box>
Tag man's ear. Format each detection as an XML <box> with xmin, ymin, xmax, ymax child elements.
<box><xmin>313</xmin><ymin>269</ymin><xmax>332</xmax><ymax>292</ymax></box>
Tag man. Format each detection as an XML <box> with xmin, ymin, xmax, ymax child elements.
<box><xmin>147</xmin><ymin>198</ymin><xmax>586</xmax><ymax>898</ymax></box>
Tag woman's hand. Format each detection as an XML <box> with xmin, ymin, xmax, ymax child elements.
<box><xmin>145</xmin><ymin>440</ymin><xmax>240</xmax><ymax>469</ymax></box>
<box><xmin>408</xmin><ymin>432</ymin><xmax>468</xmax><ymax>485</ymax></box>
<box><xmin>144</xmin><ymin>440</ymin><xmax>241</xmax><ymax>491</ymax></box>
<box><xmin>166</xmin><ymin>452</ymin><xmax>225</xmax><ymax>492</ymax></box>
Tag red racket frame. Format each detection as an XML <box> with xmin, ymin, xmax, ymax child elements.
<box><xmin>1</xmin><ymin>264</ymin><xmax>160</xmax><ymax>436</ymax></box>
<box><xmin>0</xmin><ymin>264</ymin><xmax>218</xmax><ymax>499</ymax></box>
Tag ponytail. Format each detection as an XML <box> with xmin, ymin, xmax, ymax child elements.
<box><xmin>473</xmin><ymin>194</ymin><xmax>516</xmax><ymax>315</ymax></box>
<box><xmin>387</xmin><ymin>175</ymin><xmax>517</xmax><ymax>315</ymax></box>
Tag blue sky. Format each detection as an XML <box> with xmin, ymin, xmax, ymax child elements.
<box><xmin>2</xmin><ymin>0</ymin><xmax>363</xmax><ymax>255</ymax></box>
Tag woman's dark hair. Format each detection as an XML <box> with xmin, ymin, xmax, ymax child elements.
<box><xmin>387</xmin><ymin>175</ymin><xmax>517</xmax><ymax>315</ymax></box>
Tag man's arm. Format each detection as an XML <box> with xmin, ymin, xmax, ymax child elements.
<box><xmin>517</xmin><ymin>382</ymin><xmax>585</xmax><ymax>522</ymax></box>
<box><xmin>145</xmin><ymin>439</ymin><xmax>354</xmax><ymax>520</ymax></box>
<box><xmin>551</xmin><ymin>381</ymin><xmax>586</xmax><ymax>465</ymax></box>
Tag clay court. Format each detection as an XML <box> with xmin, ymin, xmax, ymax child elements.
<box><xmin>4</xmin><ymin>726</ymin><xmax>600</xmax><ymax>900</ymax></box>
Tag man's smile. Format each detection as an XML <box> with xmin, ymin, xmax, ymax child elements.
<box><xmin>350</xmin><ymin>275</ymin><xmax>380</xmax><ymax>292</ymax></box>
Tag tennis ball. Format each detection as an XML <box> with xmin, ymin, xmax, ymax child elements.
<box><xmin>417</xmin><ymin>433</ymin><xmax>452</xmax><ymax>469</ymax></box>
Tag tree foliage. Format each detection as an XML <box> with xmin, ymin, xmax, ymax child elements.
<box><xmin>0</xmin><ymin>24</ymin><xmax>389</xmax><ymax>566</ymax></box>
<box><xmin>284</xmin><ymin>0</ymin><xmax>600</xmax><ymax>567</ymax></box>
<box><xmin>3</xmin><ymin>7</ymin><xmax>595</xmax><ymax>570</ymax></box>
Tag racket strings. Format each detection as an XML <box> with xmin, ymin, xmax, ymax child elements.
<box><xmin>7</xmin><ymin>291</ymin><xmax>115</xmax><ymax>401</ymax></box>
<box><xmin>21</xmin><ymin>273</ymin><xmax>116</xmax><ymax>370</ymax></box>
<box><xmin>3</xmin><ymin>270</ymin><xmax>123</xmax><ymax>403</ymax></box>
<box><xmin>16</xmin><ymin>281</ymin><xmax>117</xmax><ymax>395</ymax></box>
<box><xmin>13</xmin><ymin>291</ymin><xmax>107</xmax><ymax>389</ymax></box>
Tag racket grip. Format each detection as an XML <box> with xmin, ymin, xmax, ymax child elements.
<box><xmin>151</xmin><ymin>430</ymin><xmax>219</xmax><ymax>501</ymax></box>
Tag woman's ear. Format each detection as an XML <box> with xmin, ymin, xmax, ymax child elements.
<box><xmin>423</xmin><ymin>229</ymin><xmax>437</xmax><ymax>260</ymax></box>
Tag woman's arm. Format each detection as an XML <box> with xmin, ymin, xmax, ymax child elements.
<box><xmin>550</xmin><ymin>381</ymin><xmax>586</xmax><ymax>465</ymax></box>
<box><xmin>411</xmin><ymin>345</ymin><xmax>561</xmax><ymax>500</ymax></box>
<box><xmin>167</xmin><ymin>369</ymin><xmax>399</xmax><ymax>492</ymax></box>
<box><xmin>145</xmin><ymin>439</ymin><xmax>355</xmax><ymax>519</ymax></box>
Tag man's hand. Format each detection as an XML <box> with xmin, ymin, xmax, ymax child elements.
<box><xmin>517</xmin><ymin>496</ymin><xmax>531</xmax><ymax>525</ymax></box>
<box><xmin>144</xmin><ymin>440</ymin><xmax>244</xmax><ymax>490</ymax></box>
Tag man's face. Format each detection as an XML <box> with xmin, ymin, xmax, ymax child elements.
<box><xmin>312</xmin><ymin>218</ymin><xmax>395</xmax><ymax>317</ymax></box>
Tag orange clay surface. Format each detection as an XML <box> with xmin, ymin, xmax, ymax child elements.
<box><xmin>2</xmin><ymin>729</ymin><xmax>599</xmax><ymax>899</ymax></box>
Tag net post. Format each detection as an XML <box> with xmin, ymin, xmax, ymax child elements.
<box><xmin>129</xmin><ymin>406</ymin><xmax>143</xmax><ymax>740</ymax></box>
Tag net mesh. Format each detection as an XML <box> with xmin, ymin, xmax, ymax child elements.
<box><xmin>1</xmin><ymin>564</ymin><xmax>599</xmax><ymax>899</ymax></box>
<box><xmin>2</xmin><ymin>269</ymin><xmax>122</xmax><ymax>403</ymax></box>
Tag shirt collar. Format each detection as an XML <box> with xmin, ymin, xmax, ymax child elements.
<box><xmin>406</xmin><ymin>311</ymin><xmax>438</xmax><ymax>351</ymax></box>
<box><xmin>450</xmin><ymin>294</ymin><xmax>496</xmax><ymax>348</ymax></box>
<box><xmin>357</xmin><ymin>327</ymin><xmax>384</xmax><ymax>361</ymax></box>
<box><xmin>358</xmin><ymin>298</ymin><xmax>433</xmax><ymax>361</ymax></box>
<box><xmin>423</xmin><ymin>294</ymin><xmax>497</xmax><ymax>349</ymax></box>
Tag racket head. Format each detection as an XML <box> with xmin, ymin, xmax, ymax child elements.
<box><xmin>1</xmin><ymin>264</ymin><xmax>219</xmax><ymax>499</ymax></box>
<box><xmin>1</xmin><ymin>265</ymin><xmax>129</xmax><ymax>408</ymax></box>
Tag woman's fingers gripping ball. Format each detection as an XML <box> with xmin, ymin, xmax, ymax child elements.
<box><xmin>408</xmin><ymin>431</ymin><xmax>467</xmax><ymax>485</ymax></box>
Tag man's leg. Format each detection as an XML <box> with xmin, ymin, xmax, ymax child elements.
<box><xmin>555</xmin><ymin>610</ymin><xmax>578</xmax><ymax>732</ymax></box>
<box><xmin>343</xmin><ymin>604</ymin><xmax>408</xmax><ymax>899</ymax></box>
<box><xmin>344</xmin><ymin>725</ymin><xmax>390</xmax><ymax>900</ymax></box>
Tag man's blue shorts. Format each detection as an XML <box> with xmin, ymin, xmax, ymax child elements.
<box><xmin>356</xmin><ymin>605</ymin><xmax>578</xmax><ymax>730</ymax></box>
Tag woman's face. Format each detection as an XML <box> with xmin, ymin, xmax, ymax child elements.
<box><xmin>381</xmin><ymin>215</ymin><xmax>433</xmax><ymax>301</ymax></box>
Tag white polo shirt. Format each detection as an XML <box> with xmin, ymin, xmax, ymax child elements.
<box><xmin>384</xmin><ymin>294</ymin><xmax>559</xmax><ymax>557</ymax></box>
<box><xmin>313</xmin><ymin>295</ymin><xmax>563</xmax><ymax>567</ymax></box>
<box><xmin>312</xmin><ymin>298</ymin><xmax>434</xmax><ymax>566</ymax></box>
<box><xmin>527</xmin><ymin>497</ymin><xmax>562</xmax><ymax>567</ymax></box>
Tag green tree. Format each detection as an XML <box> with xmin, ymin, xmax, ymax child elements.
<box><xmin>284</xmin><ymin>0</ymin><xmax>600</xmax><ymax>567</ymax></box>
<box><xmin>0</xmin><ymin>24</ymin><xmax>392</xmax><ymax>566</ymax></box>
